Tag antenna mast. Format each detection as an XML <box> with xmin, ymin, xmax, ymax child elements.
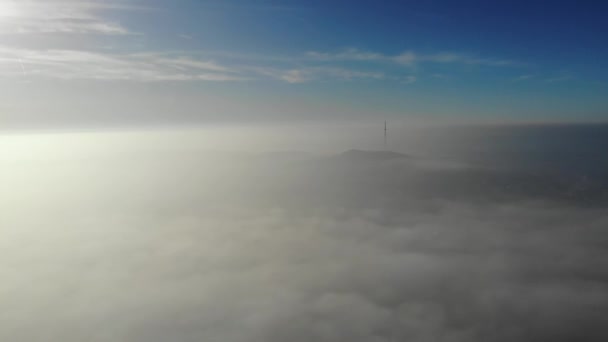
<box><xmin>384</xmin><ymin>121</ymin><xmax>388</xmax><ymax>150</ymax></box>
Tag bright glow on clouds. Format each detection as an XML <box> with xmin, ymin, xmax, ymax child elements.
<box><xmin>0</xmin><ymin>0</ymin><xmax>20</xmax><ymax>18</ymax></box>
<box><xmin>0</xmin><ymin>0</ymin><xmax>132</xmax><ymax>35</ymax></box>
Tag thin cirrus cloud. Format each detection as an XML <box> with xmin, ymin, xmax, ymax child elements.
<box><xmin>0</xmin><ymin>0</ymin><xmax>136</xmax><ymax>35</ymax></box>
<box><xmin>0</xmin><ymin>0</ymin><xmax>519</xmax><ymax>85</ymax></box>
<box><xmin>545</xmin><ymin>73</ymin><xmax>575</xmax><ymax>83</ymax></box>
<box><xmin>0</xmin><ymin>47</ymin><xmax>393</xmax><ymax>83</ymax></box>
<box><xmin>0</xmin><ymin>0</ymin><xmax>523</xmax><ymax>84</ymax></box>
<box><xmin>0</xmin><ymin>1</ymin><xmax>559</xmax><ymax>87</ymax></box>
<box><xmin>278</xmin><ymin>67</ymin><xmax>386</xmax><ymax>84</ymax></box>
<box><xmin>512</xmin><ymin>74</ymin><xmax>535</xmax><ymax>82</ymax></box>
<box><xmin>0</xmin><ymin>46</ymin><xmax>518</xmax><ymax>84</ymax></box>
<box><xmin>306</xmin><ymin>49</ymin><xmax>386</xmax><ymax>62</ymax></box>
<box><xmin>306</xmin><ymin>48</ymin><xmax>520</xmax><ymax>67</ymax></box>
<box><xmin>0</xmin><ymin>47</ymin><xmax>244</xmax><ymax>82</ymax></box>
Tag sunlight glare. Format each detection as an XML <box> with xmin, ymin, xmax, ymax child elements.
<box><xmin>0</xmin><ymin>0</ymin><xmax>20</xmax><ymax>18</ymax></box>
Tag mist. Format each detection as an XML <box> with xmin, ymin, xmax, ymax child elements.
<box><xmin>2</xmin><ymin>125</ymin><xmax>608</xmax><ymax>342</ymax></box>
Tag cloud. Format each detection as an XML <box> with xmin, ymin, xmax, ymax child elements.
<box><xmin>513</xmin><ymin>74</ymin><xmax>535</xmax><ymax>82</ymax></box>
<box><xmin>393</xmin><ymin>51</ymin><xmax>417</xmax><ymax>65</ymax></box>
<box><xmin>402</xmin><ymin>75</ymin><xmax>417</xmax><ymax>84</ymax></box>
<box><xmin>138</xmin><ymin>55</ymin><xmax>231</xmax><ymax>73</ymax></box>
<box><xmin>0</xmin><ymin>46</ymin><xmax>391</xmax><ymax>83</ymax></box>
<box><xmin>0</xmin><ymin>0</ymin><xmax>135</xmax><ymax>35</ymax></box>
<box><xmin>424</xmin><ymin>52</ymin><xmax>518</xmax><ymax>66</ymax></box>
<box><xmin>281</xmin><ymin>69</ymin><xmax>309</xmax><ymax>83</ymax></box>
<box><xmin>14</xmin><ymin>19</ymin><xmax>130</xmax><ymax>35</ymax></box>
<box><xmin>307</xmin><ymin>49</ymin><xmax>385</xmax><ymax>62</ymax></box>
<box><xmin>281</xmin><ymin>68</ymin><xmax>385</xmax><ymax>84</ymax></box>
<box><xmin>0</xmin><ymin>47</ymin><xmax>245</xmax><ymax>82</ymax></box>
<box><xmin>306</xmin><ymin>49</ymin><xmax>520</xmax><ymax>68</ymax></box>
<box><xmin>1</xmin><ymin>134</ymin><xmax>608</xmax><ymax>342</ymax></box>
<box><xmin>0</xmin><ymin>42</ymin><xmax>524</xmax><ymax>84</ymax></box>
<box><xmin>546</xmin><ymin>73</ymin><xmax>575</xmax><ymax>83</ymax></box>
<box><xmin>432</xmin><ymin>73</ymin><xmax>449</xmax><ymax>80</ymax></box>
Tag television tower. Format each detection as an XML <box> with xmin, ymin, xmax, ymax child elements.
<box><xmin>384</xmin><ymin>121</ymin><xmax>388</xmax><ymax>150</ymax></box>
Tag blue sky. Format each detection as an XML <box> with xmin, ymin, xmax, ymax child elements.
<box><xmin>1</xmin><ymin>0</ymin><xmax>607</xmax><ymax>128</ymax></box>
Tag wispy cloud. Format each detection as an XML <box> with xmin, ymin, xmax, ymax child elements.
<box><xmin>247</xmin><ymin>65</ymin><xmax>385</xmax><ymax>84</ymax></box>
<box><xmin>0</xmin><ymin>47</ymin><xmax>244</xmax><ymax>82</ymax></box>
<box><xmin>281</xmin><ymin>69</ymin><xmax>309</xmax><ymax>83</ymax></box>
<box><xmin>0</xmin><ymin>0</ymin><xmax>136</xmax><ymax>35</ymax></box>
<box><xmin>280</xmin><ymin>67</ymin><xmax>385</xmax><ymax>84</ymax></box>
<box><xmin>431</xmin><ymin>73</ymin><xmax>450</xmax><ymax>80</ymax></box>
<box><xmin>546</xmin><ymin>73</ymin><xmax>575</xmax><ymax>83</ymax></box>
<box><xmin>0</xmin><ymin>37</ymin><xmax>526</xmax><ymax>85</ymax></box>
<box><xmin>5</xmin><ymin>47</ymin><xmax>391</xmax><ymax>84</ymax></box>
<box><xmin>512</xmin><ymin>74</ymin><xmax>535</xmax><ymax>82</ymax></box>
<box><xmin>14</xmin><ymin>20</ymin><xmax>130</xmax><ymax>35</ymax></box>
<box><xmin>394</xmin><ymin>51</ymin><xmax>417</xmax><ymax>66</ymax></box>
<box><xmin>307</xmin><ymin>49</ymin><xmax>521</xmax><ymax>67</ymax></box>
<box><xmin>402</xmin><ymin>75</ymin><xmax>417</xmax><ymax>84</ymax></box>
<box><xmin>423</xmin><ymin>52</ymin><xmax>519</xmax><ymax>66</ymax></box>
<box><xmin>0</xmin><ymin>47</ymin><xmax>388</xmax><ymax>83</ymax></box>
<box><xmin>306</xmin><ymin>49</ymin><xmax>384</xmax><ymax>62</ymax></box>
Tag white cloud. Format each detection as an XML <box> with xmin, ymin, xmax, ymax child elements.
<box><xmin>0</xmin><ymin>0</ymin><xmax>134</xmax><ymax>35</ymax></box>
<box><xmin>282</xmin><ymin>69</ymin><xmax>309</xmax><ymax>83</ymax></box>
<box><xmin>138</xmin><ymin>55</ymin><xmax>231</xmax><ymax>73</ymax></box>
<box><xmin>307</xmin><ymin>48</ymin><xmax>384</xmax><ymax>62</ymax></box>
<box><xmin>431</xmin><ymin>73</ymin><xmax>449</xmax><ymax>80</ymax></box>
<box><xmin>546</xmin><ymin>73</ymin><xmax>574</xmax><ymax>83</ymax></box>
<box><xmin>402</xmin><ymin>75</ymin><xmax>417</xmax><ymax>84</ymax></box>
<box><xmin>0</xmin><ymin>47</ymin><xmax>392</xmax><ymax>83</ymax></box>
<box><xmin>393</xmin><ymin>51</ymin><xmax>417</xmax><ymax>65</ymax></box>
<box><xmin>14</xmin><ymin>19</ymin><xmax>130</xmax><ymax>35</ymax></box>
<box><xmin>279</xmin><ymin>67</ymin><xmax>385</xmax><ymax>84</ymax></box>
<box><xmin>512</xmin><ymin>74</ymin><xmax>535</xmax><ymax>82</ymax></box>
<box><xmin>0</xmin><ymin>42</ymin><xmax>525</xmax><ymax>84</ymax></box>
<box><xmin>306</xmin><ymin>49</ymin><xmax>520</xmax><ymax>68</ymax></box>
<box><xmin>2</xmin><ymin>137</ymin><xmax>607</xmax><ymax>342</ymax></box>
<box><xmin>425</xmin><ymin>52</ymin><xmax>518</xmax><ymax>66</ymax></box>
<box><xmin>0</xmin><ymin>47</ymin><xmax>244</xmax><ymax>82</ymax></box>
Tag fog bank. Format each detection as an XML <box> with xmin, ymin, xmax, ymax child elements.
<box><xmin>2</xmin><ymin>128</ymin><xmax>608</xmax><ymax>342</ymax></box>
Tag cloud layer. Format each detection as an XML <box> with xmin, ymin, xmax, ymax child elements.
<box><xmin>1</xmin><ymin>131</ymin><xmax>607</xmax><ymax>342</ymax></box>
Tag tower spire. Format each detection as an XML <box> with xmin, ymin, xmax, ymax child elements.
<box><xmin>384</xmin><ymin>121</ymin><xmax>388</xmax><ymax>150</ymax></box>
